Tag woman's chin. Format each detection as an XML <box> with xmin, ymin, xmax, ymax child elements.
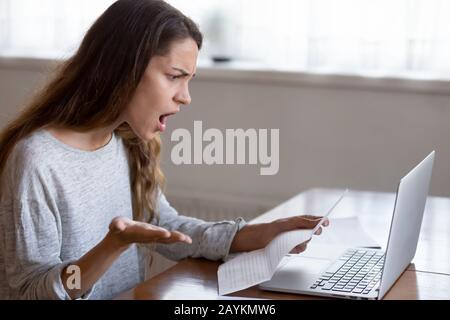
<box><xmin>143</xmin><ymin>132</ymin><xmax>158</xmax><ymax>141</ymax></box>
<box><xmin>132</xmin><ymin>128</ymin><xmax>159</xmax><ymax>142</ymax></box>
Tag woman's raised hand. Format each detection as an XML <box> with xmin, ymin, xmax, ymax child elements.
<box><xmin>108</xmin><ymin>216</ymin><xmax>192</xmax><ymax>248</ymax></box>
<box><xmin>273</xmin><ymin>215</ymin><xmax>330</xmax><ymax>254</ymax></box>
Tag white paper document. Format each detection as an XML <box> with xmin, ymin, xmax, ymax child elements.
<box><xmin>217</xmin><ymin>190</ymin><xmax>347</xmax><ymax>296</ymax></box>
<box><xmin>218</xmin><ymin>229</ymin><xmax>313</xmax><ymax>295</ymax></box>
<box><xmin>294</xmin><ymin>217</ymin><xmax>380</xmax><ymax>263</ymax></box>
<box><xmin>308</xmin><ymin>217</ymin><xmax>380</xmax><ymax>249</ymax></box>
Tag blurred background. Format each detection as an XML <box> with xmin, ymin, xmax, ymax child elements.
<box><xmin>1</xmin><ymin>2</ymin><xmax>449</xmax><ymax>272</ymax></box>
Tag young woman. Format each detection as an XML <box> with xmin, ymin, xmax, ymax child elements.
<box><xmin>0</xmin><ymin>0</ymin><xmax>328</xmax><ymax>300</ymax></box>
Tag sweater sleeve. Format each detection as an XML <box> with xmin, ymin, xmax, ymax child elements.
<box><xmin>152</xmin><ymin>193</ymin><xmax>247</xmax><ymax>261</ymax></box>
<box><xmin>0</xmin><ymin>147</ymin><xmax>94</xmax><ymax>300</ymax></box>
<box><xmin>2</xmin><ymin>198</ymin><xmax>82</xmax><ymax>299</ymax></box>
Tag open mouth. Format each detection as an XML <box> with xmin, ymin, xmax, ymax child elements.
<box><xmin>158</xmin><ymin>112</ymin><xmax>176</xmax><ymax>131</ymax></box>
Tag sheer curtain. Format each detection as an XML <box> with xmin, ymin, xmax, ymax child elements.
<box><xmin>1</xmin><ymin>0</ymin><xmax>449</xmax><ymax>78</ymax></box>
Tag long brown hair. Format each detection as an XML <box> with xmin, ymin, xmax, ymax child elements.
<box><xmin>0</xmin><ymin>0</ymin><xmax>202</xmax><ymax>222</ymax></box>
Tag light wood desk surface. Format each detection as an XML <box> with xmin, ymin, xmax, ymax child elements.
<box><xmin>116</xmin><ymin>189</ymin><xmax>450</xmax><ymax>300</ymax></box>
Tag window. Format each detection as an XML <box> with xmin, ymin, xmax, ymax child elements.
<box><xmin>172</xmin><ymin>0</ymin><xmax>450</xmax><ymax>78</ymax></box>
<box><xmin>1</xmin><ymin>0</ymin><xmax>450</xmax><ymax>78</ymax></box>
<box><xmin>0</xmin><ymin>0</ymin><xmax>114</xmax><ymax>58</ymax></box>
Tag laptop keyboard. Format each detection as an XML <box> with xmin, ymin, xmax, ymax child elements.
<box><xmin>310</xmin><ymin>249</ymin><xmax>385</xmax><ymax>295</ymax></box>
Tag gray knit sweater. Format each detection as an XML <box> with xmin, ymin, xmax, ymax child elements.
<box><xmin>0</xmin><ymin>130</ymin><xmax>245</xmax><ymax>300</ymax></box>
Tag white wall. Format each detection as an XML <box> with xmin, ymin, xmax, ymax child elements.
<box><xmin>1</xmin><ymin>59</ymin><xmax>449</xmax><ymax>207</ymax></box>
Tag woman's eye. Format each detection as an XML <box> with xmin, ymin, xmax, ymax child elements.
<box><xmin>168</xmin><ymin>74</ymin><xmax>181</xmax><ymax>80</ymax></box>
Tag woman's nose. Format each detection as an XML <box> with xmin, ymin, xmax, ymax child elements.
<box><xmin>175</xmin><ymin>86</ymin><xmax>191</xmax><ymax>106</ymax></box>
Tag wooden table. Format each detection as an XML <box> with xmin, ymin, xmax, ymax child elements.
<box><xmin>116</xmin><ymin>188</ymin><xmax>450</xmax><ymax>300</ymax></box>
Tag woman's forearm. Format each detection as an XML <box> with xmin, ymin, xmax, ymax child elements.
<box><xmin>61</xmin><ymin>232</ymin><xmax>129</xmax><ymax>299</ymax></box>
<box><xmin>229</xmin><ymin>215</ymin><xmax>325</xmax><ymax>254</ymax></box>
<box><xmin>229</xmin><ymin>222</ymin><xmax>281</xmax><ymax>253</ymax></box>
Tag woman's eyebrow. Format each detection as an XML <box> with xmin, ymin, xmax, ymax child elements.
<box><xmin>172</xmin><ymin>67</ymin><xmax>195</xmax><ymax>77</ymax></box>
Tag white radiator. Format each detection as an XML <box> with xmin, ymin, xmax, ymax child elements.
<box><xmin>146</xmin><ymin>191</ymin><xmax>276</xmax><ymax>279</ymax></box>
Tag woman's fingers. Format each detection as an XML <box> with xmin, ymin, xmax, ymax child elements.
<box><xmin>289</xmin><ymin>242</ymin><xmax>308</xmax><ymax>254</ymax></box>
<box><xmin>314</xmin><ymin>226</ymin><xmax>322</xmax><ymax>235</ymax></box>
<box><xmin>171</xmin><ymin>230</ymin><xmax>192</xmax><ymax>243</ymax></box>
<box><xmin>292</xmin><ymin>216</ymin><xmax>321</xmax><ymax>229</ymax></box>
<box><xmin>289</xmin><ymin>215</ymin><xmax>330</xmax><ymax>230</ymax></box>
<box><xmin>301</xmin><ymin>215</ymin><xmax>323</xmax><ymax>220</ymax></box>
<box><xmin>126</xmin><ymin>225</ymin><xmax>169</xmax><ymax>243</ymax></box>
<box><xmin>289</xmin><ymin>239</ymin><xmax>311</xmax><ymax>254</ymax></box>
<box><xmin>156</xmin><ymin>231</ymin><xmax>192</xmax><ymax>244</ymax></box>
<box><xmin>301</xmin><ymin>215</ymin><xmax>329</xmax><ymax>224</ymax></box>
<box><xmin>109</xmin><ymin>216</ymin><xmax>131</xmax><ymax>233</ymax></box>
<box><xmin>275</xmin><ymin>215</ymin><xmax>330</xmax><ymax>240</ymax></box>
<box><xmin>275</xmin><ymin>214</ymin><xmax>331</xmax><ymax>255</ymax></box>
<box><xmin>109</xmin><ymin>216</ymin><xmax>191</xmax><ymax>245</ymax></box>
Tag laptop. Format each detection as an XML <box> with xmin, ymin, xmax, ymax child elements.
<box><xmin>259</xmin><ymin>151</ymin><xmax>435</xmax><ymax>300</ymax></box>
